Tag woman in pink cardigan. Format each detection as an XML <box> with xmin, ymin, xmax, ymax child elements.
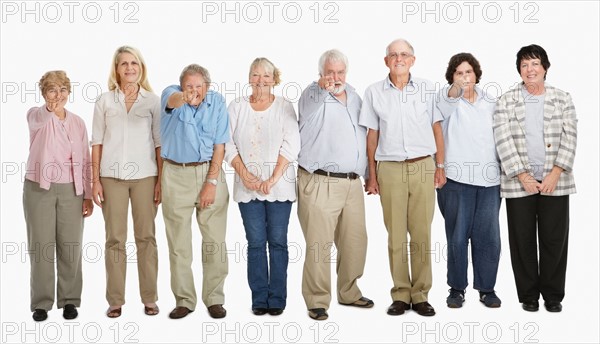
<box><xmin>23</xmin><ymin>70</ymin><xmax>94</xmax><ymax>322</ymax></box>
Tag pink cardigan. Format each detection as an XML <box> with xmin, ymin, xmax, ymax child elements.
<box><xmin>25</xmin><ymin>106</ymin><xmax>92</xmax><ymax>199</ymax></box>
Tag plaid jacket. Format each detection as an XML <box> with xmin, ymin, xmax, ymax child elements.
<box><xmin>493</xmin><ymin>83</ymin><xmax>577</xmax><ymax>198</ymax></box>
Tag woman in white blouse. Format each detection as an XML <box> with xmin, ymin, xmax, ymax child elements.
<box><xmin>225</xmin><ymin>57</ymin><xmax>300</xmax><ymax>316</ymax></box>
<box><xmin>91</xmin><ymin>46</ymin><xmax>162</xmax><ymax>318</ymax></box>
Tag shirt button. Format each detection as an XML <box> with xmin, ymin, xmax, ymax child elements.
<box><xmin>547</xmin><ymin>144</ymin><xmax>551</xmax><ymax>148</ymax></box>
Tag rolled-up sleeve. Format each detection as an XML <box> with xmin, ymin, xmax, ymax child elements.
<box><xmin>213</xmin><ymin>94</ymin><xmax>230</xmax><ymax>145</ymax></box>
<box><xmin>359</xmin><ymin>88</ymin><xmax>379</xmax><ymax>130</ymax></box>
<box><xmin>279</xmin><ymin>101</ymin><xmax>300</xmax><ymax>162</ymax></box>
<box><xmin>151</xmin><ymin>95</ymin><xmax>161</xmax><ymax>147</ymax></box>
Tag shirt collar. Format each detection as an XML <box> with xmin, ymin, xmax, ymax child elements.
<box><xmin>383</xmin><ymin>73</ymin><xmax>414</xmax><ymax>90</ymax></box>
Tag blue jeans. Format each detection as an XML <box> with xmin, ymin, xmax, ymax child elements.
<box><xmin>437</xmin><ymin>179</ymin><xmax>501</xmax><ymax>292</ymax></box>
<box><xmin>238</xmin><ymin>200</ymin><xmax>292</xmax><ymax>309</ymax></box>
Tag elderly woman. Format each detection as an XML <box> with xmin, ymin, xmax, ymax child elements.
<box><xmin>91</xmin><ymin>46</ymin><xmax>162</xmax><ymax>318</ymax></box>
<box><xmin>494</xmin><ymin>44</ymin><xmax>577</xmax><ymax>313</ymax></box>
<box><xmin>24</xmin><ymin>71</ymin><xmax>93</xmax><ymax>321</ymax></box>
<box><xmin>225</xmin><ymin>57</ymin><xmax>300</xmax><ymax>316</ymax></box>
<box><xmin>436</xmin><ymin>53</ymin><xmax>502</xmax><ymax>309</ymax></box>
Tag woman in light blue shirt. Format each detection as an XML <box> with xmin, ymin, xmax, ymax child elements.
<box><xmin>436</xmin><ymin>53</ymin><xmax>502</xmax><ymax>309</ymax></box>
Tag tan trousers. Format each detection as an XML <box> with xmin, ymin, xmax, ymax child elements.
<box><xmin>23</xmin><ymin>180</ymin><xmax>84</xmax><ymax>312</ymax></box>
<box><xmin>161</xmin><ymin>162</ymin><xmax>229</xmax><ymax>310</ymax></box>
<box><xmin>297</xmin><ymin>168</ymin><xmax>367</xmax><ymax>310</ymax></box>
<box><xmin>378</xmin><ymin>159</ymin><xmax>435</xmax><ymax>304</ymax></box>
<box><xmin>101</xmin><ymin>176</ymin><xmax>158</xmax><ymax>306</ymax></box>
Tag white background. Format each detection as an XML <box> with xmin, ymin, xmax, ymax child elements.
<box><xmin>1</xmin><ymin>1</ymin><xmax>598</xmax><ymax>343</ymax></box>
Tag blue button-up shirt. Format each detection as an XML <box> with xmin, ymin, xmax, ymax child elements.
<box><xmin>160</xmin><ymin>85</ymin><xmax>229</xmax><ymax>163</ymax></box>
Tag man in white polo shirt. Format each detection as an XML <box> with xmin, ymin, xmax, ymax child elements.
<box><xmin>360</xmin><ymin>38</ymin><xmax>446</xmax><ymax>317</ymax></box>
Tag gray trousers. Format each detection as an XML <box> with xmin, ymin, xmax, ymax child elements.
<box><xmin>23</xmin><ymin>180</ymin><xmax>84</xmax><ymax>311</ymax></box>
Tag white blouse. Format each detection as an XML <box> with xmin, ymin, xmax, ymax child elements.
<box><xmin>225</xmin><ymin>96</ymin><xmax>300</xmax><ymax>203</ymax></box>
<box><xmin>91</xmin><ymin>88</ymin><xmax>161</xmax><ymax>180</ymax></box>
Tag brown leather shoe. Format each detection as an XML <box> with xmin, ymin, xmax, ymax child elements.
<box><xmin>169</xmin><ymin>306</ymin><xmax>193</xmax><ymax>319</ymax></box>
<box><xmin>387</xmin><ymin>301</ymin><xmax>410</xmax><ymax>315</ymax></box>
<box><xmin>412</xmin><ymin>302</ymin><xmax>436</xmax><ymax>316</ymax></box>
<box><xmin>208</xmin><ymin>304</ymin><xmax>227</xmax><ymax>319</ymax></box>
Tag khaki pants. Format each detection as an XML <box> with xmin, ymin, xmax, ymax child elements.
<box><xmin>101</xmin><ymin>176</ymin><xmax>158</xmax><ymax>306</ymax></box>
<box><xmin>161</xmin><ymin>162</ymin><xmax>229</xmax><ymax>310</ymax></box>
<box><xmin>23</xmin><ymin>180</ymin><xmax>84</xmax><ymax>312</ymax></box>
<box><xmin>297</xmin><ymin>168</ymin><xmax>367</xmax><ymax>310</ymax></box>
<box><xmin>378</xmin><ymin>159</ymin><xmax>435</xmax><ymax>304</ymax></box>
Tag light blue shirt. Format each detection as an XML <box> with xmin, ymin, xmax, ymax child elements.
<box><xmin>359</xmin><ymin>75</ymin><xmax>440</xmax><ymax>162</ymax></box>
<box><xmin>297</xmin><ymin>82</ymin><xmax>367</xmax><ymax>176</ymax></box>
<box><xmin>160</xmin><ymin>85</ymin><xmax>229</xmax><ymax>163</ymax></box>
<box><xmin>522</xmin><ymin>86</ymin><xmax>546</xmax><ymax>181</ymax></box>
<box><xmin>437</xmin><ymin>85</ymin><xmax>500</xmax><ymax>187</ymax></box>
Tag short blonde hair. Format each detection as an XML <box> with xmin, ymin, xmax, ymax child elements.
<box><xmin>108</xmin><ymin>46</ymin><xmax>152</xmax><ymax>92</ymax></box>
<box><xmin>39</xmin><ymin>70</ymin><xmax>71</xmax><ymax>95</ymax></box>
<box><xmin>249</xmin><ymin>57</ymin><xmax>281</xmax><ymax>86</ymax></box>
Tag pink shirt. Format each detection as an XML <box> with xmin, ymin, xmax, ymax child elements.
<box><xmin>25</xmin><ymin>106</ymin><xmax>92</xmax><ymax>199</ymax></box>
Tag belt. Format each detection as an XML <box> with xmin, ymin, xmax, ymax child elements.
<box><xmin>164</xmin><ymin>158</ymin><xmax>207</xmax><ymax>167</ymax></box>
<box><xmin>299</xmin><ymin>166</ymin><xmax>359</xmax><ymax>180</ymax></box>
<box><xmin>404</xmin><ymin>155</ymin><xmax>430</xmax><ymax>163</ymax></box>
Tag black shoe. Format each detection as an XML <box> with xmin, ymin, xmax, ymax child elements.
<box><xmin>387</xmin><ymin>301</ymin><xmax>410</xmax><ymax>315</ymax></box>
<box><xmin>32</xmin><ymin>309</ymin><xmax>47</xmax><ymax>322</ymax></box>
<box><xmin>522</xmin><ymin>300</ymin><xmax>539</xmax><ymax>312</ymax></box>
<box><xmin>63</xmin><ymin>304</ymin><xmax>78</xmax><ymax>320</ymax></box>
<box><xmin>544</xmin><ymin>301</ymin><xmax>562</xmax><ymax>312</ymax></box>
<box><xmin>252</xmin><ymin>308</ymin><xmax>268</xmax><ymax>315</ymax></box>
<box><xmin>268</xmin><ymin>308</ymin><xmax>284</xmax><ymax>316</ymax></box>
<box><xmin>412</xmin><ymin>301</ymin><xmax>436</xmax><ymax>316</ymax></box>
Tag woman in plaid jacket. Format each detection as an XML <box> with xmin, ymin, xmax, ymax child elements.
<box><xmin>493</xmin><ymin>44</ymin><xmax>577</xmax><ymax>313</ymax></box>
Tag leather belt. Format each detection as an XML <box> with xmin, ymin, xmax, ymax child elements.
<box><xmin>165</xmin><ymin>158</ymin><xmax>207</xmax><ymax>167</ymax></box>
<box><xmin>299</xmin><ymin>166</ymin><xmax>359</xmax><ymax>180</ymax></box>
<box><xmin>404</xmin><ymin>155</ymin><xmax>430</xmax><ymax>163</ymax></box>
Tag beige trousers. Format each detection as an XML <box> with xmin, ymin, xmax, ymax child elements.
<box><xmin>161</xmin><ymin>162</ymin><xmax>229</xmax><ymax>310</ymax></box>
<box><xmin>23</xmin><ymin>180</ymin><xmax>84</xmax><ymax>311</ymax></box>
<box><xmin>101</xmin><ymin>176</ymin><xmax>158</xmax><ymax>306</ymax></box>
<box><xmin>297</xmin><ymin>168</ymin><xmax>368</xmax><ymax>310</ymax></box>
<box><xmin>378</xmin><ymin>159</ymin><xmax>435</xmax><ymax>304</ymax></box>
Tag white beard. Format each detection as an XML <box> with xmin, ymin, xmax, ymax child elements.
<box><xmin>332</xmin><ymin>82</ymin><xmax>346</xmax><ymax>95</ymax></box>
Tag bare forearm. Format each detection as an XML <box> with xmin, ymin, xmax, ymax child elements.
<box><xmin>91</xmin><ymin>145</ymin><xmax>102</xmax><ymax>183</ymax></box>
<box><xmin>366</xmin><ymin>129</ymin><xmax>379</xmax><ymax>176</ymax></box>
<box><xmin>207</xmin><ymin>144</ymin><xmax>225</xmax><ymax>180</ymax></box>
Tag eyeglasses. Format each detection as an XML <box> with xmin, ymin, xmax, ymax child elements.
<box><xmin>387</xmin><ymin>52</ymin><xmax>413</xmax><ymax>60</ymax></box>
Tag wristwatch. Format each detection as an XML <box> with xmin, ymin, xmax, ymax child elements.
<box><xmin>436</xmin><ymin>163</ymin><xmax>445</xmax><ymax>169</ymax></box>
<box><xmin>205</xmin><ymin>178</ymin><xmax>218</xmax><ymax>186</ymax></box>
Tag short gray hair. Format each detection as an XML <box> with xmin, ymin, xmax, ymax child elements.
<box><xmin>179</xmin><ymin>64</ymin><xmax>211</xmax><ymax>85</ymax></box>
<box><xmin>318</xmin><ymin>49</ymin><xmax>348</xmax><ymax>76</ymax></box>
<box><xmin>385</xmin><ymin>38</ymin><xmax>415</xmax><ymax>56</ymax></box>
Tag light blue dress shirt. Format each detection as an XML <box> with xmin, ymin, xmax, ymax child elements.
<box><xmin>359</xmin><ymin>76</ymin><xmax>440</xmax><ymax>162</ymax></box>
<box><xmin>437</xmin><ymin>85</ymin><xmax>500</xmax><ymax>187</ymax></box>
<box><xmin>160</xmin><ymin>85</ymin><xmax>229</xmax><ymax>163</ymax></box>
<box><xmin>297</xmin><ymin>82</ymin><xmax>367</xmax><ymax>176</ymax></box>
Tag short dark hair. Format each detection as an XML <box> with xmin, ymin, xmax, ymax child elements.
<box><xmin>516</xmin><ymin>44</ymin><xmax>550</xmax><ymax>79</ymax></box>
<box><xmin>445</xmin><ymin>53</ymin><xmax>482</xmax><ymax>85</ymax></box>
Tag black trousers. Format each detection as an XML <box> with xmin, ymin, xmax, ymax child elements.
<box><xmin>506</xmin><ymin>194</ymin><xmax>569</xmax><ymax>303</ymax></box>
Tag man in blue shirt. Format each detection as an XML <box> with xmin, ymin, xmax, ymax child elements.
<box><xmin>160</xmin><ymin>64</ymin><xmax>230</xmax><ymax>319</ymax></box>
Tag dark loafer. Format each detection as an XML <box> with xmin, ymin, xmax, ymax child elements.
<box><xmin>169</xmin><ymin>306</ymin><xmax>193</xmax><ymax>319</ymax></box>
<box><xmin>63</xmin><ymin>304</ymin><xmax>78</xmax><ymax>320</ymax></box>
<box><xmin>544</xmin><ymin>301</ymin><xmax>562</xmax><ymax>312</ymax></box>
<box><xmin>208</xmin><ymin>305</ymin><xmax>227</xmax><ymax>319</ymax></box>
<box><xmin>522</xmin><ymin>300</ymin><xmax>539</xmax><ymax>312</ymax></box>
<box><xmin>387</xmin><ymin>301</ymin><xmax>410</xmax><ymax>315</ymax></box>
<box><xmin>340</xmin><ymin>296</ymin><xmax>374</xmax><ymax>308</ymax></box>
<box><xmin>252</xmin><ymin>308</ymin><xmax>268</xmax><ymax>316</ymax></box>
<box><xmin>412</xmin><ymin>302</ymin><xmax>436</xmax><ymax>316</ymax></box>
<box><xmin>268</xmin><ymin>308</ymin><xmax>284</xmax><ymax>316</ymax></box>
<box><xmin>32</xmin><ymin>309</ymin><xmax>48</xmax><ymax>322</ymax></box>
<box><xmin>308</xmin><ymin>308</ymin><xmax>328</xmax><ymax>320</ymax></box>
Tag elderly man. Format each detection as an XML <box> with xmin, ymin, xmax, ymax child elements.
<box><xmin>297</xmin><ymin>49</ymin><xmax>372</xmax><ymax>321</ymax></box>
<box><xmin>160</xmin><ymin>64</ymin><xmax>230</xmax><ymax>319</ymax></box>
<box><xmin>360</xmin><ymin>38</ymin><xmax>446</xmax><ymax>317</ymax></box>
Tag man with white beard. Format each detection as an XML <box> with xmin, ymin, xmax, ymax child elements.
<box><xmin>297</xmin><ymin>49</ymin><xmax>372</xmax><ymax>321</ymax></box>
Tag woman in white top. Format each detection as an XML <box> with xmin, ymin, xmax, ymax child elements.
<box><xmin>225</xmin><ymin>57</ymin><xmax>300</xmax><ymax>316</ymax></box>
<box><xmin>91</xmin><ymin>46</ymin><xmax>162</xmax><ymax>318</ymax></box>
